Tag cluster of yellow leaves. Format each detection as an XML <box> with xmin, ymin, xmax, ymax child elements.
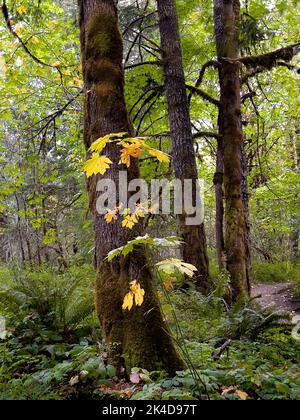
<box><xmin>118</xmin><ymin>137</ymin><xmax>170</xmax><ymax>168</ymax></box>
<box><xmin>104</xmin><ymin>209</ymin><xmax>118</xmax><ymax>224</ymax></box>
<box><xmin>122</xmin><ymin>280</ymin><xmax>145</xmax><ymax>311</ymax></box>
<box><xmin>119</xmin><ymin>139</ymin><xmax>144</xmax><ymax>168</ymax></box>
<box><xmin>105</xmin><ymin>205</ymin><xmax>147</xmax><ymax>230</ymax></box>
<box><xmin>17</xmin><ymin>5</ymin><xmax>28</xmax><ymax>15</ymax></box>
<box><xmin>71</xmin><ymin>77</ymin><xmax>82</xmax><ymax>88</ymax></box>
<box><xmin>122</xmin><ymin>213</ymin><xmax>138</xmax><ymax>229</ymax></box>
<box><xmin>82</xmin><ymin>133</ymin><xmax>171</xmax><ymax>178</ymax></box>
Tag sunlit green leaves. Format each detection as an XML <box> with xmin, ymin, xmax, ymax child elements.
<box><xmin>156</xmin><ymin>259</ymin><xmax>198</xmax><ymax>278</ymax></box>
<box><xmin>107</xmin><ymin>235</ymin><xmax>182</xmax><ymax>261</ymax></box>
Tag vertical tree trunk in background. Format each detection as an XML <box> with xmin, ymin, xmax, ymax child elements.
<box><xmin>156</xmin><ymin>0</ymin><xmax>210</xmax><ymax>292</ymax></box>
<box><xmin>15</xmin><ymin>194</ymin><xmax>26</xmax><ymax>262</ymax></box>
<box><xmin>214</xmin><ymin>0</ymin><xmax>250</xmax><ymax>301</ymax></box>
<box><xmin>290</xmin><ymin>122</ymin><xmax>300</xmax><ymax>261</ymax></box>
<box><xmin>214</xmin><ymin>139</ymin><xmax>226</xmax><ymax>270</ymax></box>
<box><xmin>77</xmin><ymin>0</ymin><xmax>184</xmax><ymax>375</ymax></box>
<box><xmin>241</xmin><ymin>141</ymin><xmax>252</xmax><ymax>287</ymax></box>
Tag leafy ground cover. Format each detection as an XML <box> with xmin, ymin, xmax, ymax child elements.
<box><xmin>0</xmin><ymin>265</ymin><xmax>299</xmax><ymax>401</ymax></box>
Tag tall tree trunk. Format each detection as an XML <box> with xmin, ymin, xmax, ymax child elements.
<box><xmin>214</xmin><ymin>0</ymin><xmax>250</xmax><ymax>301</ymax></box>
<box><xmin>241</xmin><ymin>141</ymin><xmax>252</xmax><ymax>287</ymax></box>
<box><xmin>156</xmin><ymin>0</ymin><xmax>210</xmax><ymax>292</ymax></box>
<box><xmin>15</xmin><ymin>194</ymin><xmax>25</xmax><ymax>262</ymax></box>
<box><xmin>290</xmin><ymin>121</ymin><xmax>300</xmax><ymax>261</ymax></box>
<box><xmin>77</xmin><ymin>0</ymin><xmax>184</xmax><ymax>375</ymax></box>
<box><xmin>214</xmin><ymin>139</ymin><xmax>226</xmax><ymax>270</ymax></box>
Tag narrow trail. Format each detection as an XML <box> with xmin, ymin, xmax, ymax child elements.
<box><xmin>251</xmin><ymin>283</ymin><xmax>300</xmax><ymax>315</ymax></box>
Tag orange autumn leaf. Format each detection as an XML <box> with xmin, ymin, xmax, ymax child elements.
<box><xmin>119</xmin><ymin>140</ymin><xmax>144</xmax><ymax>167</ymax></box>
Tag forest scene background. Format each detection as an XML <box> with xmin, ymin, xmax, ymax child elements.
<box><xmin>0</xmin><ymin>0</ymin><xmax>299</xmax><ymax>401</ymax></box>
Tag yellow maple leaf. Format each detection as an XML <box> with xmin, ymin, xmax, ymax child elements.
<box><xmin>90</xmin><ymin>132</ymin><xmax>127</xmax><ymax>153</ymax></box>
<box><xmin>90</xmin><ymin>138</ymin><xmax>109</xmax><ymax>153</ymax></box>
<box><xmin>82</xmin><ymin>153</ymin><xmax>112</xmax><ymax>177</ymax></box>
<box><xmin>130</xmin><ymin>280</ymin><xmax>145</xmax><ymax>306</ymax></box>
<box><xmin>122</xmin><ymin>281</ymin><xmax>145</xmax><ymax>310</ymax></box>
<box><xmin>17</xmin><ymin>5</ymin><xmax>27</xmax><ymax>14</ymax></box>
<box><xmin>122</xmin><ymin>214</ymin><xmax>138</xmax><ymax>229</ymax></box>
<box><xmin>122</xmin><ymin>292</ymin><xmax>134</xmax><ymax>311</ymax></box>
<box><xmin>104</xmin><ymin>210</ymin><xmax>118</xmax><ymax>224</ymax></box>
<box><xmin>147</xmin><ymin>147</ymin><xmax>170</xmax><ymax>163</ymax></box>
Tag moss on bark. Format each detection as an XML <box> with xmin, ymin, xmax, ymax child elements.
<box><xmin>78</xmin><ymin>0</ymin><xmax>184</xmax><ymax>375</ymax></box>
<box><xmin>214</xmin><ymin>0</ymin><xmax>250</xmax><ymax>302</ymax></box>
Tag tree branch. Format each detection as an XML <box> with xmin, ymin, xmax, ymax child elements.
<box><xmin>241</xmin><ymin>91</ymin><xmax>257</xmax><ymax>103</ymax></box>
<box><xmin>194</xmin><ymin>60</ymin><xmax>221</xmax><ymax>89</ymax></box>
<box><xmin>1</xmin><ymin>0</ymin><xmax>57</xmax><ymax>69</ymax></box>
<box><xmin>239</xmin><ymin>42</ymin><xmax>300</xmax><ymax>69</ymax></box>
<box><xmin>242</xmin><ymin>60</ymin><xmax>299</xmax><ymax>84</ymax></box>
<box><xmin>125</xmin><ymin>60</ymin><xmax>162</xmax><ymax>70</ymax></box>
<box><xmin>186</xmin><ymin>84</ymin><xmax>220</xmax><ymax>107</ymax></box>
<box><xmin>193</xmin><ymin>131</ymin><xmax>221</xmax><ymax>140</ymax></box>
<box><xmin>122</xmin><ymin>11</ymin><xmax>157</xmax><ymax>36</ymax></box>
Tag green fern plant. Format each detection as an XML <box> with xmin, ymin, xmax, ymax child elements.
<box><xmin>0</xmin><ymin>264</ymin><xmax>95</xmax><ymax>331</ymax></box>
<box><xmin>224</xmin><ymin>299</ymin><xmax>290</xmax><ymax>340</ymax></box>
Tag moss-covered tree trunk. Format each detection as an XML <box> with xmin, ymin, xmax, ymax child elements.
<box><xmin>214</xmin><ymin>138</ymin><xmax>226</xmax><ymax>270</ymax></box>
<box><xmin>241</xmin><ymin>141</ymin><xmax>252</xmax><ymax>288</ymax></box>
<box><xmin>77</xmin><ymin>0</ymin><xmax>184</xmax><ymax>375</ymax></box>
<box><xmin>156</xmin><ymin>0</ymin><xmax>210</xmax><ymax>292</ymax></box>
<box><xmin>214</xmin><ymin>0</ymin><xmax>250</xmax><ymax>301</ymax></box>
<box><xmin>290</xmin><ymin>121</ymin><xmax>300</xmax><ymax>261</ymax></box>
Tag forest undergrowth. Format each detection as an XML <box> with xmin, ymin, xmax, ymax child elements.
<box><xmin>0</xmin><ymin>262</ymin><xmax>299</xmax><ymax>401</ymax></box>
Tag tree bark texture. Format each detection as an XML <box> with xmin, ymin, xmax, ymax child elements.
<box><xmin>78</xmin><ymin>0</ymin><xmax>184</xmax><ymax>375</ymax></box>
<box><xmin>214</xmin><ymin>0</ymin><xmax>250</xmax><ymax>301</ymax></box>
<box><xmin>157</xmin><ymin>0</ymin><xmax>210</xmax><ymax>292</ymax></box>
<box><xmin>214</xmin><ymin>139</ymin><xmax>226</xmax><ymax>270</ymax></box>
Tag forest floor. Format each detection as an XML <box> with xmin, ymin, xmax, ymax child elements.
<box><xmin>1</xmin><ymin>265</ymin><xmax>300</xmax><ymax>400</ymax></box>
<box><xmin>252</xmin><ymin>283</ymin><xmax>300</xmax><ymax>315</ymax></box>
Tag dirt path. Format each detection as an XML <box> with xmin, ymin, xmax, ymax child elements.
<box><xmin>251</xmin><ymin>283</ymin><xmax>300</xmax><ymax>315</ymax></box>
